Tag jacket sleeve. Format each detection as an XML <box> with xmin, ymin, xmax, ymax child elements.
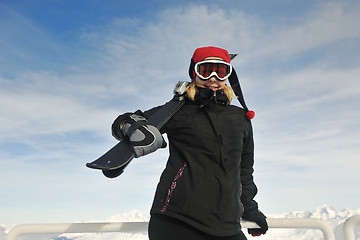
<box><xmin>240</xmin><ymin>119</ymin><xmax>259</xmax><ymax>218</ymax></box>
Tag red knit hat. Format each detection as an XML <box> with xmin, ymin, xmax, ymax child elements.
<box><xmin>191</xmin><ymin>46</ymin><xmax>231</xmax><ymax>63</ymax></box>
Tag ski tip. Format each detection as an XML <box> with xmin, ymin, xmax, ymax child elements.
<box><xmin>86</xmin><ymin>162</ymin><xmax>95</xmax><ymax>168</ymax></box>
<box><xmin>102</xmin><ymin>169</ymin><xmax>124</xmax><ymax>178</ymax></box>
<box><xmin>86</xmin><ymin>162</ymin><xmax>110</xmax><ymax>171</ymax></box>
<box><xmin>230</xmin><ymin>53</ymin><xmax>238</xmax><ymax>61</ymax></box>
<box><xmin>86</xmin><ymin>162</ymin><xmax>124</xmax><ymax>178</ymax></box>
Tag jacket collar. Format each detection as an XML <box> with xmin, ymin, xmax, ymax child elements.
<box><xmin>193</xmin><ymin>85</ymin><xmax>229</xmax><ymax>107</ymax></box>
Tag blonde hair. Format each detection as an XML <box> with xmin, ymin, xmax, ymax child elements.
<box><xmin>185</xmin><ymin>80</ymin><xmax>237</xmax><ymax>105</ymax></box>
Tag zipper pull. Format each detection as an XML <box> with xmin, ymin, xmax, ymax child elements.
<box><xmin>213</xmin><ymin>91</ymin><xmax>218</xmax><ymax>104</ymax></box>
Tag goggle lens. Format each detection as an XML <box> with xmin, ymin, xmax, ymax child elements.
<box><xmin>195</xmin><ymin>60</ymin><xmax>232</xmax><ymax>81</ymax></box>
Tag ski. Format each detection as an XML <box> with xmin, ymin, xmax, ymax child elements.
<box><xmin>86</xmin><ymin>81</ymin><xmax>189</xmax><ymax>178</ymax></box>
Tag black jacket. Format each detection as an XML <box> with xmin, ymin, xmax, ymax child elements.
<box><xmin>115</xmin><ymin>87</ymin><xmax>259</xmax><ymax>236</ymax></box>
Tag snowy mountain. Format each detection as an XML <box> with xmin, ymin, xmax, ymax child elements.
<box><xmin>264</xmin><ymin>205</ymin><xmax>360</xmax><ymax>240</ymax></box>
<box><xmin>1</xmin><ymin>205</ymin><xmax>359</xmax><ymax>240</ymax></box>
<box><xmin>104</xmin><ymin>210</ymin><xmax>150</xmax><ymax>222</ymax></box>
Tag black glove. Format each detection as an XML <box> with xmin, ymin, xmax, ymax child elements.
<box><xmin>242</xmin><ymin>211</ymin><xmax>268</xmax><ymax>237</ymax></box>
<box><xmin>118</xmin><ymin>114</ymin><xmax>167</xmax><ymax>157</ymax></box>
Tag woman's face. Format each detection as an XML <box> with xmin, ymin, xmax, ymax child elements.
<box><xmin>194</xmin><ymin>57</ymin><xmax>227</xmax><ymax>91</ymax></box>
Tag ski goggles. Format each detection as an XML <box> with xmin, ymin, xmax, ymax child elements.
<box><xmin>194</xmin><ymin>59</ymin><xmax>232</xmax><ymax>81</ymax></box>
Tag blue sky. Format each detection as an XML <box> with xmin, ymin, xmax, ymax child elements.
<box><xmin>1</xmin><ymin>0</ymin><xmax>360</xmax><ymax>224</ymax></box>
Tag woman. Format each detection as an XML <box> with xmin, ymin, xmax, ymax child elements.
<box><xmin>112</xmin><ymin>46</ymin><xmax>268</xmax><ymax>240</ymax></box>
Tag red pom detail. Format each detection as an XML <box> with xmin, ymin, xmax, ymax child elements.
<box><xmin>246</xmin><ymin>110</ymin><xmax>255</xmax><ymax>120</ymax></box>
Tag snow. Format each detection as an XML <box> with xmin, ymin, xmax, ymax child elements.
<box><xmin>1</xmin><ymin>206</ymin><xmax>359</xmax><ymax>240</ymax></box>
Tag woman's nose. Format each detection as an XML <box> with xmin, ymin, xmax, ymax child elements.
<box><xmin>209</xmin><ymin>76</ymin><xmax>218</xmax><ymax>82</ymax></box>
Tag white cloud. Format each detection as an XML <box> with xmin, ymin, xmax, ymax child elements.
<box><xmin>0</xmin><ymin>74</ymin><xmax>116</xmax><ymax>142</ymax></box>
<box><xmin>238</xmin><ymin>1</ymin><xmax>360</xmax><ymax>63</ymax></box>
